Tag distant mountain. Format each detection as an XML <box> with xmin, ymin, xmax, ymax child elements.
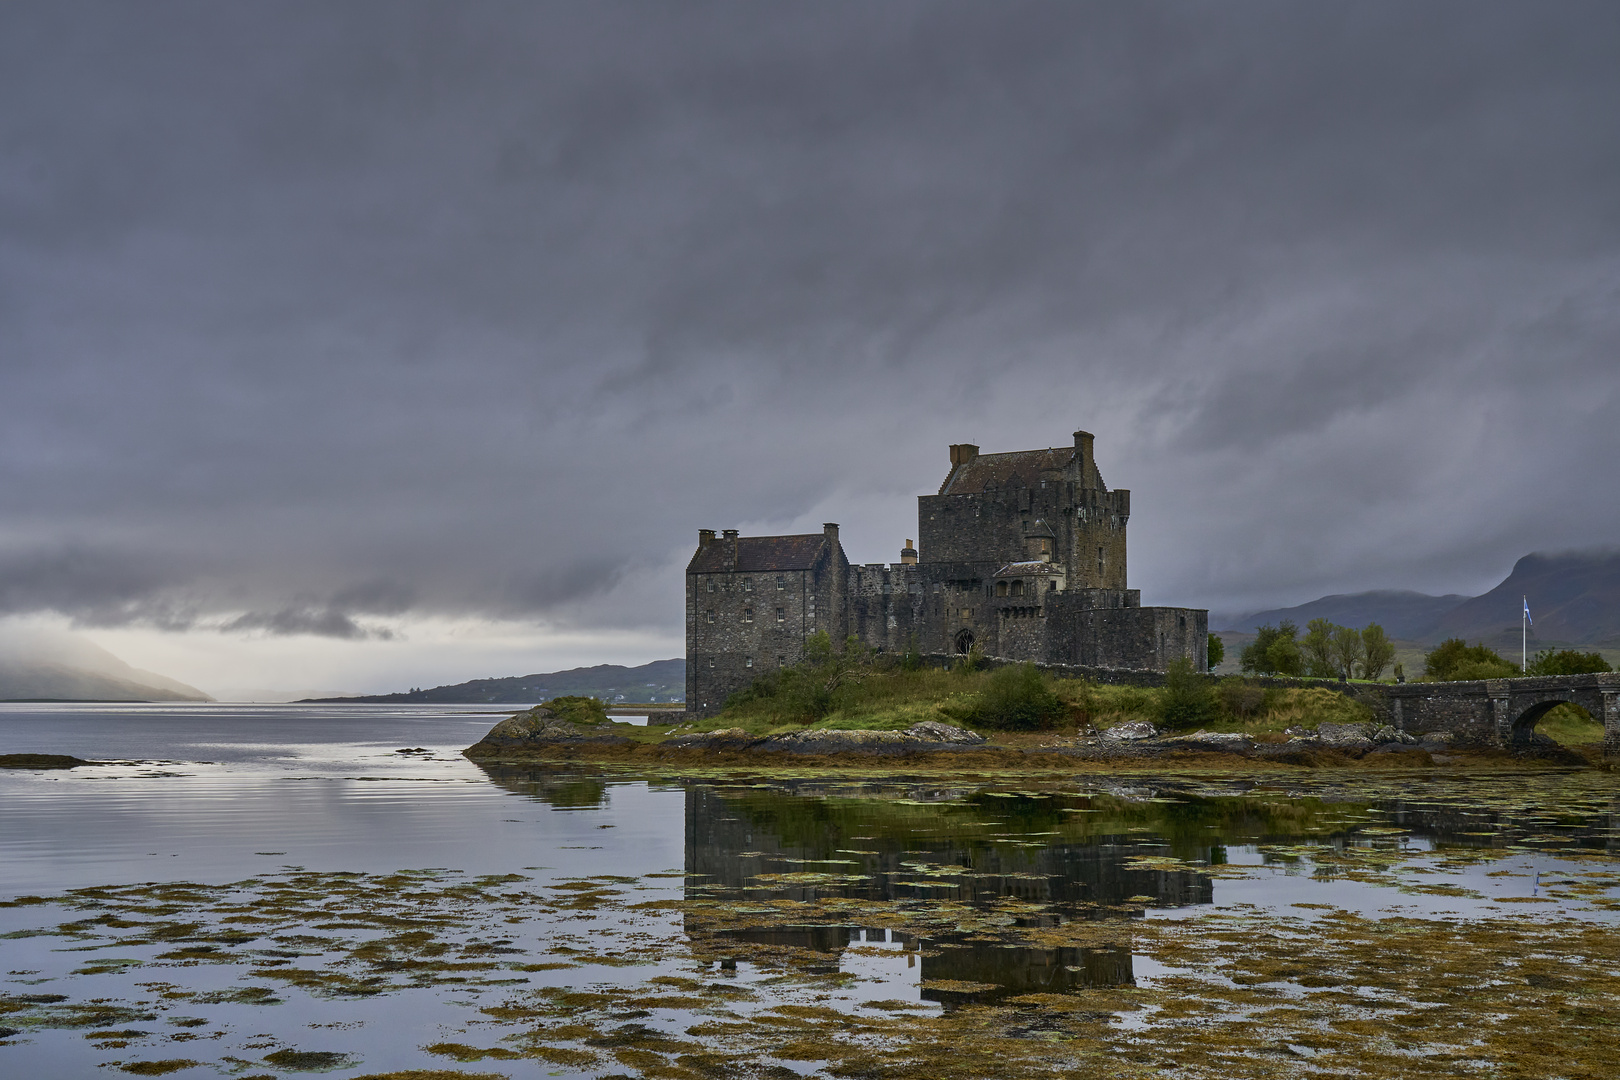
<box><xmin>0</xmin><ymin>631</ymin><xmax>211</xmax><ymax>702</ymax></box>
<box><xmin>1215</xmin><ymin>548</ymin><xmax>1620</xmax><ymax>648</ymax></box>
<box><xmin>1434</xmin><ymin>550</ymin><xmax>1620</xmax><ymax>647</ymax></box>
<box><xmin>1216</xmin><ymin>590</ymin><xmax>1470</xmax><ymax>640</ymax></box>
<box><xmin>303</xmin><ymin>659</ymin><xmax>686</xmax><ymax>704</ymax></box>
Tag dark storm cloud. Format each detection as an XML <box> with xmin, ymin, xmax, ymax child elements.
<box><xmin>3</xmin><ymin>0</ymin><xmax>1619</xmax><ymax>635</ymax></box>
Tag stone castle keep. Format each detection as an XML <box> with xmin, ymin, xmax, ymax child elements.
<box><xmin>685</xmin><ymin>430</ymin><xmax>1208</xmax><ymax>714</ymax></box>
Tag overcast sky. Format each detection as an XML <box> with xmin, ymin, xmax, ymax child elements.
<box><xmin>3</xmin><ymin>2</ymin><xmax>1618</xmax><ymax>696</ymax></box>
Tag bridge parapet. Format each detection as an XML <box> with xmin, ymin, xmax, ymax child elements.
<box><xmin>1386</xmin><ymin>672</ymin><xmax>1620</xmax><ymax>757</ymax></box>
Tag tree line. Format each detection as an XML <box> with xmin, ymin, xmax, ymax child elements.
<box><xmin>1239</xmin><ymin>618</ymin><xmax>1395</xmax><ymax>680</ymax></box>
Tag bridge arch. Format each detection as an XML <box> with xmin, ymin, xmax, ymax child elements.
<box><xmin>954</xmin><ymin>629</ymin><xmax>975</xmax><ymax>655</ymax></box>
<box><xmin>1508</xmin><ymin>697</ymin><xmax>1592</xmax><ymax>745</ymax></box>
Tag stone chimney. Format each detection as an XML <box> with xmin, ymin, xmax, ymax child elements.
<box><xmin>900</xmin><ymin>539</ymin><xmax>918</xmax><ymax>564</ymax></box>
<box><xmin>698</xmin><ymin>528</ymin><xmax>715</xmax><ymax>548</ymax></box>
<box><xmin>949</xmin><ymin>443</ymin><xmax>980</xmax><ymax>467</ymax></box>
<box><xmin>1073</xmin><ymin>430</ymin><xmax>1095</xmax><ymax>483</ymax></box>
<box><xmin>823</xmin><ymin>523</ymin><xmax>839</xmax><ymax>546</ymax></box>
<box><xmin>722</xmin><ymin>529</ymin><xmax>739</xmax><ymax>568</ymax></box>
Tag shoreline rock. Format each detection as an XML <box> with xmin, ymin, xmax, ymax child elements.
<box><xmin>664</xmin><ymin>720</ymin><xmax>987</xmax><ymax>756</ymax></box>
<box><xmin>0</xmin><ymin>753</ymin><xmax>94</xmax><ymax>769</ymax></box>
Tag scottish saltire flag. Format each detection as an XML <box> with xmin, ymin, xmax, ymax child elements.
<box><xmin>1524</xmin><ymin>597</ymin><xmax>1532</xmax><ymax>625</ymax></box>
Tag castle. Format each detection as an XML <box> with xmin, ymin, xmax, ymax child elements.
<box><xmin>685</xmin><ymin>430</ymin><xmax>1208</xmax><ymax>714</ymax></box>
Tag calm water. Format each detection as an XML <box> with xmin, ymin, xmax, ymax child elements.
<box><xmin>2</xmin><ymin>703</ymin><xmax>1619</xmax><ymax>1079</ymax></box>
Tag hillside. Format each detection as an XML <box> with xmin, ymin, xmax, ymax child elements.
<box><xmin>304</xmin><ymin>659</ymin><xmax>686</xmax><ymax>704</ymax></box>
<box><xmin>0</xmin><ymin>631</ymin><xmax>212</xmax><ymax>702</ymax></box>
<box><xmin>1434</xmin><ymin>551</ymin><xmax>1620</xmax><ymax>648</ymax></box>
<box><xmin>1214</xmin><ymin>548</ymin><xmax>1620</xmax><ymax>652</ymax></box>
<box><xmin>1216</xmin><ymin>590</ymin><xmax>1469</xmax><ymax>640</ymax></box>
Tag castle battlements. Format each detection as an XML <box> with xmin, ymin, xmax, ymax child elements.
<box><xmin>685</xmin><ymin>431</ymin><xmax>1207</xmax><ymax>715</ymax></box>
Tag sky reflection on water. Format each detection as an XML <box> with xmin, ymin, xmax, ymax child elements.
<box><xmin>3</xmin><ymin>703</ymin><xmax>1619</xmax><ymax>1078</ymax></box>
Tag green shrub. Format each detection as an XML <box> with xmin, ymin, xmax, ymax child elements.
<box><xmin>546</xmin><ymin>696</ymin><xmax>609</xmax><ymax>725</ymax></box>
<box><xmin>1526</xmin><ymin>648</ymin><xmax>1612</xmax><ymax>676</ymax></box>
<box><xmin>1206</xmin><ymin>633</ymin><xmax>1225</xmax><ymax>669</ymax></box>
<box><xmin>1215</xmin><ymin>676</ymin><xmax>1267</xmax><ymax>719</ymax></box>
<box><xmin>1424</xmin><ymin>638</ymin><xmax>1516</xmax><ymax>681</ymax></box>
<box><xmin>1159</xmin><ymin>658</ymin><xmax>1218</xmax><ymax>730</ymax></box>
<box><xmin>953</xmin><ymin>663</ymin><xmax>1066</xmax><ymax>730</ymax></box>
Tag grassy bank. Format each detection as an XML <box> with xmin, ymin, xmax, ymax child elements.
<box><xmin>674</xmin><ymin>662</ymin><xmax>1379</xmax><ymax>740</ymax></box>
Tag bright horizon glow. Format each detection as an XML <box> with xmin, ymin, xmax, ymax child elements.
<box><xmin>1</xmin><ymin>613</ymin><xmax>682</xmax><ymax>702</ymax></box>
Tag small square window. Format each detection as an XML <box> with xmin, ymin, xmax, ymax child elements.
<box><xmin>745</xmin><ymin>656</ymin><xmax>754</xmax><ymax>668</ymax></box>
<box><xmin>743</xmin><ymin>608</ymin><xmax>754</xmax><ymax>623</ymax></box>
<box><xmin>706</xmin><ymin>580</ymin><xmax>715</xmax><ymax>593</ymax></box>
<box><xmin>776</xmin><ymin>607</ymin><xmax>785</xmax><ymax>622</ymax></box>
<box><xmin>706</xmin><ymin>610</ymin><xmax>715</xmax><ymax>623</ymax></box>
<box><xmin>743</xmin><ymin>578</ymin><xmax>753</xmax><ymax>591</ymax></box>
<box><xmin>776</xmin><ymin>575</ymin><xmax>786</xmax><ymax>590</ymax></box>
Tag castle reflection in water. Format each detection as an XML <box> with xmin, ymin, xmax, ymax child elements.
<box><xmin>681</xmin><ymin>782</ymin><xmax>1216</xmax><ymax>1005</ymax></box>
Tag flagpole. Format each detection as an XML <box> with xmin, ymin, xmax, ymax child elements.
<box><xmin>1522</xmin><ymin>595</ymin><xmax>1527</xmax><ymax>673</ymax></box>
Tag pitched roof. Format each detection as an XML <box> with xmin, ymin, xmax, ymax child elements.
<box><xmin>687</xmin><ymin>534</ymin><xmax>830</xmax><ymax>574</ymax></box>
<box><xmin>938</xmin><ymin>447</ymin><xmax>1105</xmax><ymax>495</ymax></box>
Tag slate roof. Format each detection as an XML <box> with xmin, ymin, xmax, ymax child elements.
<box><xmin>938</xmin><ymin>447</ymin><xmax>1103</xmax><ymax>495</ymax></box>
<box><xmin>687</xmin><ymin>534</ymin><xmax>829</xmax><ymax>574</ymax></box>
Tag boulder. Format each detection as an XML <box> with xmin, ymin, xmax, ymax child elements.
<box><xmin>664</xmin><ymin>727</ymin><xmax>760</xmax><ymax>752</ymax></box>
<box><xmin>1102</xmin><ymin>721</ymin><xmax>1158</xmax><ymax>741</ymax></box>
<box><xmin>1162</xmin><ymin>730</ymin><xmax>1252</xmax><ymax>754</ymax></box>
<box><xmin>1315</xmin><ymin>722</ymin><xmax>1376</xmax><ymax>748</ymax></box>
<box><xmin>467</xmin><ymin>706</ymin><xmax>632</xmax><ymax>752</ymax></box>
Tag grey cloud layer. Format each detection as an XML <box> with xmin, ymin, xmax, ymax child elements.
<box><xmin>2</xmin><ymin>1</ymin><xmax>1618</xmax><ymax>635</ymax></box>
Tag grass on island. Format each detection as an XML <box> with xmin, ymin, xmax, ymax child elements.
<box><xmin>521</xmin><ymin>640</ymin><xmax>1607</xmax><ymax>752</ymax></box>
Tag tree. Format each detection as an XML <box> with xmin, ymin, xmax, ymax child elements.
<box><xmin>1526</xmin><ymin>648</ymin><xmax>1612</xmax><ymax>676</ymax></box>
<box><xmin>1301</xmin><ymin>618</ymin><xmax>1338</xmax><ymax>678</ymax></box>
<box><xmin>1330</xmin><ymin>624</ymin><xmax>1364</xmax><ymax>679</ymax></box>
<box><xmin>1360</xmin><ymin>623</ymin><xmax>1395</xmax><ymax>680</ymax></box>
<box><xmin>1206</xmin><ymin>632</ymin><xmax>1225</xmax><ymax>670</ymax></box>
<box><xmin>1240</xmin><ymin>621</ymin><xmax>1303</xmax><ymax>676</ymax></box>
<box><xmin>1423</xmin><ymin>638</ymin><xmax>1517</xmax><ymax>681</ymax></box>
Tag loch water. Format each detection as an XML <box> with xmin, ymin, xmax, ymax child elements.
<box><xmin>2</xmin><ymin>703</ymin><xmax>1619</xmax><ymax>1079</ymax></box>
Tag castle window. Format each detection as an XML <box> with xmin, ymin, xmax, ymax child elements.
<box><xmin>776</xmin><ymin>607</ymin><xmax>785</xmax><ymax>623</ymax></box>
<box><xmin>777</xmin><ymin>655</ymin><xmax>786</xmax><ymax>667</ymax></box>
<box><xmin>776</xmin><ymin>575</ymin><xmax>786</xmax><ymax>589</ymax></box>
<box><xmin>743</xmin><ymin>608</ymin><xmax>754</xmax><ymax>623</ymax></box>
<box><xmin>706</xmin><ymin>580</ymin><xmax>715</xmax><ymax>593</ymax></box>
<box><xmin>1048</xmin><ymin>581</ymin><xmax>1057</xmax><ymax>592</ymax></box>
<box><xmin>1011</xmin><ymin>580</ymin><xmax>1024</xmax><ymax>596</ymax></box>
<box><xmin>1098</xmin><ymin>548</ymin><xmax>1105</xmax><ymax>576</ymax></box>
<box><xmin>1040</xmin><ymin>539</ymin><xmax>1051</xmax><ymax>554</ymax></box>
<box><xmin>960</xmin><ymin>607</ymin><xmax>972</xmax><ymax>619</ymax></box>
<box><xmin>745</xmin><ymin>656</ymin><xmax>754</xmax><ymax>668</ymax></box>
<box><xmin>705</xmin><ymin>610</ymin><xmax>715</xmax><ymax>623</ymax></box>
<box><xmin>743</xmin><ymin>578</ymin><xmax>753</xmax><ymax>592</ymax></box>
<box><xmin>1179</xmin><ymin>616</ymin><xmax>1186</xmax><ymax>630</ymax></box>
<box><xmin>996</xmin><ymin>581</ymin><xmax>1008</xmax><ymax>597</ymax></box>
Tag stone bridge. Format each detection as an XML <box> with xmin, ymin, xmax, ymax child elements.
<box><xmin>1386</xmin><ymin>673</ymin><xmax>1620</xmax><ymax>756</ymax></box>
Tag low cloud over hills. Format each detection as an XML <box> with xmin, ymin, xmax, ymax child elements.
<box><xmin>0</xmin><ymin>628</ymin><xmax>211</xmax><ymax>702</ymax></box>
